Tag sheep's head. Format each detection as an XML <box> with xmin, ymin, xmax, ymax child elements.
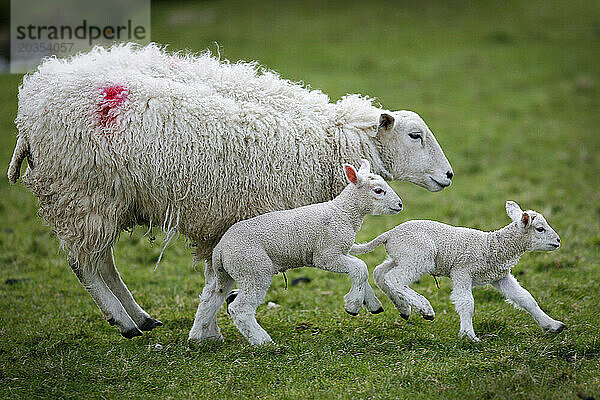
<box><xmin>506</xmin><ymin>201</ymin><xmax>561</xmax><ymax>251</ymax></box>
<box><xmin>343</xmin><ymin>159</ymin><xmax>402</xmax><ymax>215</ymax></box>
<box><xmin>369</xmin><ymin>111</ymin><xmax>453</xmax><ymax>192</ymax></box>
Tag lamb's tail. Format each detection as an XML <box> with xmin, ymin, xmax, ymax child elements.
<box><xmin>351</xmin><ymin>232</ymin><xmax>390</xmax><ymax>255</ymax></box>
<box><xmin>8</xmin><ymin>135</ymin><xmax>30</xmax><ymax>184</ymax></box>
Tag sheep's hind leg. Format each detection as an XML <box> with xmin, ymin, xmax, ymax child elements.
<box><xmin>373</xmin><ymin>259</ymin><xmax>412</xmax><ymax>319</ymax></box>
<box><xmin>384</xmin><ymin>266</ymin><xmax>436</xmax><ymax>321</ymax></box>
<box><xmin>492</xmin><ymin>274</ymin><xmax>566</xmax><ymax>333</ymax></box>
<box><xmin>318</xmin><ymin>255</ymin><xmax>383</xmax><ymax>315</ymax></box>
<box><xmin>189</xmin><ymin>261</ymin><xmax>234</xmax><ymax>343</ymax></box>
<box><xmin>68</xmin><ymin>255</ymin><xmax>142</xmax><ymax>338</ymax></box>
<box><xmin>228</xmin><ymin>282</ymin><xmax>273</xmax><ymax>346</ymax></box>
<box><xmin>450</xmin><ymin>272</ymin><xmax>479</xmax><ymax>342</ymax></box>
<box><xmin>97</xmin><ymin>247</ymin><xmax>162</xmax><ymax>331</ymax></box>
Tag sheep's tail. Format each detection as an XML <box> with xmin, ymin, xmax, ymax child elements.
<box><xmin>8</xmin><ymin>135</ymin><xmax>30</xmax><ymax>184</ymax></box>
<box><xmin>351</xmin><ymin>232</ymin><xmax>390</xmax><ymax>255</ymax></box>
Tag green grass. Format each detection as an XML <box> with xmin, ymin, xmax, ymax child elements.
<box><xmin>1</xmin><ymin>0</ymin><xmax>599</xmax><ymax>398</ymax></box>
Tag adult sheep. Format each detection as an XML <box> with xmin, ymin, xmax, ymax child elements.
<box><xmin>8</xmin><ymin>43</ymin><xmax>453</xmax><ymax>338</ymax></box>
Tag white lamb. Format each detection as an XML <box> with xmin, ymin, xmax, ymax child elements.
<box><xmin>8</xmin><ymin>43</ymin><xmax>453</xmax><ymax>339</ymax></box>
<box><xmin>351</xmin><ymin>201</ymin><xmax>566</xmax><ymax>341</ymax></box>
<box><xmin>189</xmin><ymin>160</ymin><xmax>402</xmax><ymax>345</ymax></box>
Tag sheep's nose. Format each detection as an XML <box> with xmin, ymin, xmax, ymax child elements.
<box><xmin>557</xmin><ymin>237</ymin><xmax>561</xmax><ymax>243</ymax></box>
<box><xmin>446</xmin><ymin>170</ymin><xmax>454</xmax><ymax>180</ymax></box>
<box><xmin>398</xmin><ymin>201</ymin><xmax>403</xmax><ymax>210</ymax></box>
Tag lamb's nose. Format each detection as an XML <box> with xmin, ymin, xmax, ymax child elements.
<box><xmin>446</xmin><ymin>170</ymin><xmax>454</xmax><ymax>180</ymax></box>
<box><xmin>557</xmin><ymin>237</ymin><xmax>561</xmax><ymax>243</ymax></box>
<box><xmin>398</xmin><ymin>201</ymin><xmax>403</xmax><ymax>210</ymax></box>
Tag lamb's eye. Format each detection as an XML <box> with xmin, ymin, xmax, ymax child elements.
<box><xmin>408</xmin><ymin>132</ymin><xmax>422</xmax><ymax>140</ymax></box>
<box><xmin>373</xmin><ymin>188</ymin><xmax>385</xmax><ymax>195</ymax></box>
<box><xmin>536</xmin><ymin>227</ymin><xmax>545</xmax><ymax>232</ymax></box>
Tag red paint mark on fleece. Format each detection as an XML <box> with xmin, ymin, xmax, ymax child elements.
<box><xmin>97</xmin><ymin>85</ymin><xmax>129</xmax><ymax>130</ymax></box>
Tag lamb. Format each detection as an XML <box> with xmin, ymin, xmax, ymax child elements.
<box><xmin>351</xmin><ymin>201</ymin><xmax>566</xmax><ymax>342</ymax></box>
<box><xmin>188</xmin><ymin>160</ymin><xmax>402</xmax><ymax>345</ymax></box>
<box><xmin>8</xmin><ymin>43</ymin><xmax>453</xmax><ymax>338</ymax></box>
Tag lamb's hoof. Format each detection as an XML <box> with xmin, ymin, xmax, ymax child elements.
<box><xmin>423</xmin><ymin>314</ymin><xmax>435</xmax><ymax>321</ymax></box>
<box><xmin>345</xmin><ymin>309</ymin><xmax>359</xmax><ymax>316</ymax></box>
<box><xmin>189</xmin><ymin>335</ymin><xmax>224</xmax><ymax>344</ymax></box>
<box><xmin>400</xmin><ymin>313</ymin><xmax>410</xmax><ymax>320</ymax></box>
<box><xmin>370</xmin><ymin>307</ymin><xmax>384</xmax><ymax>314</ymax></box>
<box><xmin>139</xmin><ymin>317</ymin><xmax>163</xmax><ymax>331</ymax></box>
<box><xmin>225</xmin><ymin>290</ymin><xmax>239</xmax><ymax>314</ymax></box>
<box><xmin>107</xmin><ymin>318</ymin><xmax>116</xmax><ymax>326</ymax></box>
<box><xmin>554</xmin><ymin>323</ymin><xmax>567</xmax><ymax>333</ymax></box>
<box><xmin>546</xmin><ymin>322</ymin><xmax>567</xmax><ymax>333</ymax></box>
<box><xmin>121</xmin><ymin>327</ymin><xmax>143</xmax><ymax>339</ymax></box>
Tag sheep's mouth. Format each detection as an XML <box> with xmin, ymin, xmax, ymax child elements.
<box><xmin>429</xmin><ymin>176</ymin><xmax>451</xmax><ymax>189</ymax></box>
<box><xmin>549</xmin><ymin>243</ymin><xmax>560</xmax><ymax>249</ymax></box>
<box><xmin>389</xmin><ymin>207</ymin><xmax>402</xmax><ymax>212</ymax></box>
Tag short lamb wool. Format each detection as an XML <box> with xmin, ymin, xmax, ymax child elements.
<box><xmin>352</xmin><ymin>201</ymin><xmax>565</xmax><ymax>341</ymax></box>
<box><xmin>189</xmin><ymin>160</ymin><xmax>402</xmax><ymax>345</ymax></box>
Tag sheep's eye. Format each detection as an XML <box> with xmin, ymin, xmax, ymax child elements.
<box><xmin>408</xmin><ymin>132</ymin><xmax>422</xmax><ymax>140</ymax></box>
<box><xmin>536</xmin><ymin>227</ymin><xmax>545</xmax><ymax>232</ymax></box>
<box><xmin>373</xmin><ymin>188</ymin><xmax>385</xmax><ymax>195</ymax></box>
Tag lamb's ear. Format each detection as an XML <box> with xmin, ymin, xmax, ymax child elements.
<box><xmin>344</xmin><ymin>164</ymin><xmax>359</xmax><ymax>185</ymax></box>
<box><xmin>358</xmin><ymin>159</ymin><xmax>371</xmax><ymax>174</ymax></box>
<box><xmin>521</xmin><ymin>212</ymin><xmax>531</xmax><ymax>228</ymax></box>
<box><xmin>506</xmin><ymin>201</ymin><xmax>523</xmax><ymax>222</ymax></box>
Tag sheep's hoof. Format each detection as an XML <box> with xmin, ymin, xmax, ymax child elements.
<box><xmin>423</xmin><ymin>314</ymin><xmax>435</xmax><ymax>321</ymax></box>
<box><xmin>345</xmin><ymin>309</ymin><xmax>359</xmax><ymax>316</ymax></box>
<box><xmin>189</xmin><ymin>334</ymin><xmax>224</xmax><ymax>344</ymax></box>
<box><xmin>139</xmin><ymin>317</ymin><xmax>163</xmax><ymax>331</ymax></box>
<box><xmin>371</xmin><ymin>307</ymin><xmax>384</xmax><ymax>314</ymax></box>
<box><xmin>121</xmin><ymin>327</ymin><xmax>143</xmax><ymax>339</ymax></box>
<box><xmin>546</xmin><ymin>322</ymin><xmax>567</xmax><ymax>333</ymax></box>
<box><xmin>107</xmin><ymin>318</ymin><xmax>116</xmax><ymax>326</ymax></box>
<box><xmin>400</xmin><ymin>313</ymin><xmax>410</xmax><ymax>320</ymax></box>
<box><xmin>555</xmin><ymin>323</ymin><xmax>567</xmax><ymax>333</ymax></box>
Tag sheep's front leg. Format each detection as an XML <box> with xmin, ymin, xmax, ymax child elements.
<box><xmin>492</xmin><ymin>274</ymin><xmax>566</xmax><ymax>333</ymax></box>
<box><xmin>68</xmin><ymin>255</ymin><xmax>142</xmax><ymax>338</ymax></box>
<box><xmin>450</xmin><ymin>271</ymin><xmax>479</xmax><ymax>342</ymax></box>
<box><xmin>319</xmin><ymin>255</ymin><xmax>383</xmax><ymax>315</ymax></box>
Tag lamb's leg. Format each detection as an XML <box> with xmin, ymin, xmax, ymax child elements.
<box><xmin>228</xmin><ymin>282</ymin><xmax>273</xmax><ymax>346</ymax></box>
<box><xmin>68</xmin><ymin>255</ymin><xmax>142</xmax><ymax>338</ymax></box>
<box><xmin>450</xmin><ymin>272</ymin><xmax>479</xmax><ymax>342</ymax></box>
<box><xmin>373</xmin><ymin>259</ymin><xmax>411</xmax><ymax>319</ymax></box>
<box><xmin>319</xmin><ymin>255</ymin><xmax>383</xmax><ymax>315</ymax></box>
<box><xmin>383</xmin><ymin>265</ymin><xmax>435</xmax><ymax>321</ymax></box>
<box><xmin>97</xmin><ymin>248</ymin><xmax>161</xmax><ymax>331</ymax></box>
<box><xmin>492</xmin><ymin>274</ymin><xmax>566</xmax><ymax>333</ymax></box>
<box><xmin>189</xmin><ymin>261</ymin><xmax>235</xmax><ymax>342</ymax></box>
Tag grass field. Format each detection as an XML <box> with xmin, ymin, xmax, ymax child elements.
<box><xmin>1</xmin><ymin>0</ymin><xmax>599</xmax><ymax>398</ymax></box>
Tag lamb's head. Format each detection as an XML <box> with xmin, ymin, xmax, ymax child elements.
<box><xmin>343</xmin><ymin>159</ymin><xmax>402</xmax><ymax>215</ymax></box>
<box><xmin>369</xmin><ymin>110</ymin><xmax>453</xmax><ymax>192</ymax></box>
<box><xmin>506</xmin><ymin>201</ymin><xmax>561</xmax><ymax>251</ymax></box>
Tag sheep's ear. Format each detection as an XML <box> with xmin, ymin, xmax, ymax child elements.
<box><xmin>344</xmin><ymin>164</ymin><xmax>359</xmax><ymax>185</ymax></box>
<box><xmin>506</xmin><ymin>201</ymin><xmax>523</xmax><ymax>222</ymax></box>
<box><xmin>358</xmin><ymin>159</ymin><xmax>371</xmax><ymax>174</ymax></box>
<box><xmin>369</xmin><ymin>113</ymin><xmax>395</xmax><ymax>137</ymax></box>
<box><xmin>521</xmin><ymin>212</ymin><xmax>531</xmax><ymax>228</ymax></box>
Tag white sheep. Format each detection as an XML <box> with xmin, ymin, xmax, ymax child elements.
<box><xmin>8</xmin><ymin>43</ymin><xmax>452</xmax><ymax>338</ymax></box>
<box><xmin>189</xmin><ymin>160</ymin><xmax>402</xmax><ymax>345</ymax></box>
<box><xmin>351</xmin><ymin>201</ymin><xmax>566</xmax><ymax>341</ymax></box>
